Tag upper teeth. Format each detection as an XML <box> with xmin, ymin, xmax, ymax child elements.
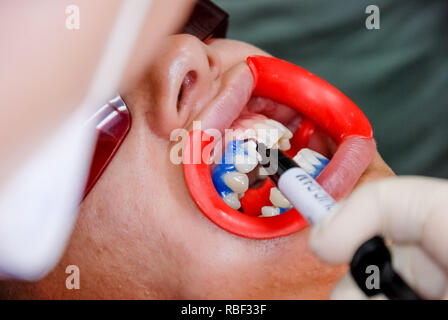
<box><xmin>264</xmin><ymin>119</ymin><xmax>293</xmax><ymax>139</ymax></box>
<box><xmin>252</xmin><ymin>119</ymin><xmax>293</xmax><ymax>150</ymax></box>
<box><xmin>234</xmin><ymin>154</ymin><xmax>258</xmax><ymax>173</ymax></box>
<box><xmin>278</xmin><ymin>138</ymin><xmax>291</xmax><ymax>151</ymax></box>
<box><xmin>242</xmin><ymin>140</ymin><xmax>261</xmax><ymax>161</ymax></box>
<box><xmin>292</xmin><ymin>148</ymin><xmax>329</xmax><ymax>179</ymax></box>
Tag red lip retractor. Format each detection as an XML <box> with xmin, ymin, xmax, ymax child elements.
<box><xmin>183</xmin><ymin>55</ymin><xmax>374</xmax><ymax>239</ymax></box>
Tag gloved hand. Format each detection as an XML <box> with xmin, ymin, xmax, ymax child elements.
<box><xmin>310</xmin><ymin>176</ymin><xmax>448</xmax><ymax>299</ymax></box>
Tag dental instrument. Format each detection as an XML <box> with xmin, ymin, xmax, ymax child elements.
<box><xmin>260</xmin><ymin>145</ymin><xmax>422</xmax><ymax>300</ymax></box>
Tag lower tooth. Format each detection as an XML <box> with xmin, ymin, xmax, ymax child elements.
<box><xmin>261</xmin><ymin>206</ymin><xmax>280</xmax><ymax>217</ymax></box>
<box><xmin>223</xmin><ymin>193</ymin><xmax>241</xmax><ymax>210</ymax></box>
<box><xmin>223</xmin><ymin>171</ymin><xmax>249</xmax><ymax>194</ymax></box>
<box><xmin>269</xmin><ymin>187</ymin><xmax>291</xmax><ymax>208</ymax></box>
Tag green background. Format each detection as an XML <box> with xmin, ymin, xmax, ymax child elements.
<box><xmin>215</xmin><ymin>0</ymin><xmax>448</xmax><ymax>178</ymax></box>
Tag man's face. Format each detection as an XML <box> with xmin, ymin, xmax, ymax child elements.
<box><xmin>1</xmin><ymin>35</ymin><xmax>393</xmax><ymax>299</ymax></box>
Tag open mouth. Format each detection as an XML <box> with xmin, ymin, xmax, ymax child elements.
<box><xmin>183</xmin><ymin>55</ymin><xmax>376</xmax><ymax>239</ymax></box>
<box><xmin>210</xmin><ymin>99</ymin><xmax>332</xmax><ymax>217</ymax></box>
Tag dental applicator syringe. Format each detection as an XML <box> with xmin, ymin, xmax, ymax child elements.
<box><xmin>258</xmin><ymin>144</ymin><xmax>422</xmax><ymax>300</ymax></box>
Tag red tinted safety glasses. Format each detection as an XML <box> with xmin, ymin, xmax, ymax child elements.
<box><xmin>82</xmin><ymin>0</ymin><xmax>229</xmax><ymax>200</ymax></box>
<box><xmin>82</xmin><ymin>96</ymin><xmax>131</xmax><ymax>199</ymax></box>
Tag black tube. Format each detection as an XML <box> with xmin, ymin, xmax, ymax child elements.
<box><xmin>350</xmin><ymin>236</ymin><xmax>422</xmax><ymax>300</ymax></box>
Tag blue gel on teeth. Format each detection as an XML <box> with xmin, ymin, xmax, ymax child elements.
<box><xmin>222</xmin><ymin>140</ymin><xmax>247</xmax><ymax>163</ymax></box>
<box><xmin>309</xmin><ymin>156</ymin><xmax>330</xmax><ymax>179</ymax></box>
<box><xmin>212</xmin><ymin>140</ymin><xmax>248</xmax><ymax>198</ymax></box>
<box><xmin>212</xmin><ymin>163</ymin><xmax>236</xmax><ymax>198</ymax></box>
<box><xmin>278</xmin><ymin>207</ymin><xmax>289</xmax><ymax>214</ymax></box>
<box><xmin>228</xmin><ymin>139</ymin><xmax>245</xmax><ymax>153</ymax></box>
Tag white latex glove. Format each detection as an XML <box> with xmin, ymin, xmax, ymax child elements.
<box><xmin>310</xmin><ymin>176</ymin><xmax>448</xmax><ymax>299</ymax></box>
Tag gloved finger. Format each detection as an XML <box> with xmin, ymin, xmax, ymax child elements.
<box><xmin>309</xmin><ymin>176</ymin><xmax>448</xmax><ymax>271</ymax></box>
<box><xmin>329</xmin><ymin>273</ymin><xmax>387</xmax><ymax>300</ymax></box>
<box><xmin>390</xmin><ymin>244</ymin><xmax>447</xmax><ymax>299</ymax></box>
<box><xmin>330</xmin><ymin>244</ymin><xmax>447</xmax><ymax>300</ymax></box>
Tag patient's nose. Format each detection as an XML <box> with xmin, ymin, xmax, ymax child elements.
<box><xmin>144</xmin><ymin>34</ymin><xmax>222</xmax><ymax>137</ymax></box>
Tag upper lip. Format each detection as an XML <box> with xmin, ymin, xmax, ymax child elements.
<box><xmin>197</xmin><ymin>62</ymin><xmax>254</xmax><ymax>134</ymax></box>
<box><xmin>194</xmin><ymin>61</ymin><xmax>302</xmax><ymax>137</ymax></box>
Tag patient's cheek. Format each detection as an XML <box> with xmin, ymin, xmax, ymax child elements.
<box><xmin>355</xmin><ymin>152</ymin><xmax>395</xmax><ymax>187</ymax></box>
<box><xmin>9</xmin><ymin>182</ymin><xmax>344</xmax><ymax>299</ymax></box>
<box><xmin>171</xmin><ymin>226</ymin><xmax>346</xmax><ymax>299</ymax></box>
<box><xmin>32</xmin><ymin>124</ymin><xmax>344</xmax><ymax>299</ymax></box>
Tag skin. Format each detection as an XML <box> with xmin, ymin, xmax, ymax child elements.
<box><xmin>0</xmin><ymin>35</ymin><xmax>394</xmax><ymax>299</ymax></box>
<box><xmin>0</xmin><ymin>0</ymin><xmax>194</xmax><ymax>187</ymax></box>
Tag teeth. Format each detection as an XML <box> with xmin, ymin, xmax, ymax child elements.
<box><xmin>293</xmin><ymin>151</ymin><xmax>316</xmax><ymax>174</ymax></box>
<box><xmin>264</xmin><ymin>119</ymin><xmax>293</xmax><ymax>139</ymax></box>
<box><xmin>242</xmin><ymin>140</ymin><xmax>262</xmax><ymax>162</ymax></box>
<box><xmin>252</xmin><ymin>119</ymin><xmax>293</xmax><ymax>151</ymax></box>
<box><xmin>213</xmin><ymin>117</ymin><xmax>296</xmax><ymax>213</ymax></box>
<box><xmin>253</xmin><ymin>123</ymin><xmax>281</xmax><ymax>149</ymax></box>
<box><xmin>269</xmin><ymin>187</ymin><xmax>291</xmax><ymax>208</ymax></box>
<box><xmin>223</xmin><ymin>171</ymin><xmax>249</xmax><ymax>194</ymax></box>
<box><xmin>222</xmin><ymin>193</ymin><xmax>241</xmax><ymax>210</ymax></box>
<box><xmin>234</xmin><ymin>153</ymin><xmax>258</xmax><ymax>173</ymax></box>
<box><xmin>233</xmin><ymin>140</ymin><xmax>261</xmax><ymax>173</ymax></box>
<box><xmin>293</xmin><ymin>148</ymin><xmax>329</xmax><ymax>178</ymax></box>
<box><xmin>261</xmin><ymin>206</ymin><xmax>280</xmax><ymax>217</ymax></box>
<box><xmin>304</xmin><ymin>149</ymin><xmax>325</xmax><ymax>165</ymax></box>
<box><xmin>278</xmin><ymin>138</ymin><xmax>291</xmax><ymax>151</ymax></box>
